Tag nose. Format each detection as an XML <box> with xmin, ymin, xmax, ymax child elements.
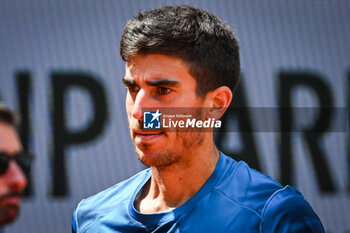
<box><xmin>5</xmin><ymin>161</ymin><xmax>27</xmax><ymax>192</ymax></box>
<box><xmin>131</xmin><ymin>89</ymin><xmax>147</xmax><ymax>121</ymax></box>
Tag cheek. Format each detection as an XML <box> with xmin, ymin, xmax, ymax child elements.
<box><xmin>0</xmin><ymin>179</ymin><xmax>7</xmax><ymax>195</ymax></box>
<box><xmin>125</xmin><ymin>94</ymin><xmax>133</xmax><ymax>115</ymax></box>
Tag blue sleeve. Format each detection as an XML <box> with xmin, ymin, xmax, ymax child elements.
<box><xmin>261</xmin><ymin>186</ymin><xmax>325</xmax><ymax>233</ymax></box>
<box><xmin>72</xmin><ymin>208</ymin><xmax>77</xmax><ymax>233</ymax></box>
<box><xmin>72</xmin><ymin>202</ymin><xmax>80</xmax><ymax>233</ymax></box>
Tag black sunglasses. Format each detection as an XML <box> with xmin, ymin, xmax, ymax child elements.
<box><xmin>0</xmin><ymin>152</ymin><xmax>34</xmax><ymax>175</ymax></box>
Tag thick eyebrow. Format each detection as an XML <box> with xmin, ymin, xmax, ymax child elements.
<box><xmin>122</xmin><ymin>77</ymin><xmax>135</xmax><ymax>86</ymax></box>
<box><xmin>122</xmin><ymin>77</ymin><xmax>180</xmax><ymax>87</ymax></box>
<box><xmin>145</xmin><ymin>79</ymin><xmax>180</xmax><ymax>87</ymax></box>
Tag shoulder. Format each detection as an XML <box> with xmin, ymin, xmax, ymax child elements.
<box><xmin>214</xmin><ymin>154</ymin><xmax>285</xmax><ymax>215</ymax></box>
<box><xmin>72</xmin><ymin>169</ymin><xmax>150</xmax><ymax>233</ymax></box>
<box><xmin>214</xmin><ymin>154</ymin><xmax>324</xmax><ymax>232</ymax></box>
<box><xmin>261</xmin><ymin>186</ymin><xmax>324</xmax><ymax>232</ymax></box>
<box><xmin>78</xmin><ymin>168</ymin><xmax>150</xmax><ymax>212</ymax></box>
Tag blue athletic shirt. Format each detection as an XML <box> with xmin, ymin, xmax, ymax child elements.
<box><xmin>72</xmin><ymin>152</ymin><xmax>325</xmax><ymax>233</ymax></box>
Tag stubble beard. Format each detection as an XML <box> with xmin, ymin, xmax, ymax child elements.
<box><xmin>0</xmin><ymin>204</ymin><xmax>19</xmax><ymax>225</ymax></box>
<box><xmin>134</xmin><ymin>130</ymin><xmax>204</xmax><ymax>168</ymax></box>
<box><xmin>0</xmin><ymin>191</ymin><xmax>23</xmax><ymax>225</ymax></box>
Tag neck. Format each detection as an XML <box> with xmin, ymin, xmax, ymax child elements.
<box><xmin>135</xmin><ymin>140</ymin><xmax>220</xmax><ymax>214</ymax></box>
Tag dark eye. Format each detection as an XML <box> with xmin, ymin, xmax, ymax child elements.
<box><xmin>126</xmin><ymin>84</ymin><xmax>140</xmax><ymax>93</ymax></box>
<box><xmin>157</xmin><ymin>87</ymin><xmax>172</xmax><ymax>95</ymax></box>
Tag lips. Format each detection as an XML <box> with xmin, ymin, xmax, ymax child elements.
<box><xmin>134</xmin><ymin>130</ymin><xmax>164</xmax><ymax>143</ymax></box>
<box><xmin>2</xmin><ymin>195</ymin><xmax>21</xmax><ymax>206</ymax></box>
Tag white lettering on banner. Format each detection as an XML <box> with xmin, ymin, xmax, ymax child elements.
<box><xmin>162</xmin><ymin>118</ymin><xmax>221</xmax><ymax>128</ymax></box>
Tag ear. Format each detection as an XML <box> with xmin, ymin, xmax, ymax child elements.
<box><xmin>205</xmin><ymin>86</ymin><xmax>233</xmax><ymax>120</ymax></box>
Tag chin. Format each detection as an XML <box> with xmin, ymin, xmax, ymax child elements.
<box><xmin>0</xmin><ymin>207</ymin><xmax>19</xmax><ymax>225</ymax></box>
<box><xmin>135</xmin><ymin>148</ymin><xmax>156</xmax><ymax>167</ymax></box>
<box><xmin>135</xmin><ymin>147</ymin><xmax>180</xmax><ymax>168</ymax></box>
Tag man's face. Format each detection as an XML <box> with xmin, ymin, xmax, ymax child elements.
<box><xmin>0</xmin><ymin>123</ymin><xmax>27</xmax><ymax>225</ymax></box>
<box><xmin>124</xmin><ymin>54</ymin><xmax>210</xmax><ymax>167</ymax></box>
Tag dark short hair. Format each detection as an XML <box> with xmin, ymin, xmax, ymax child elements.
<box><xmin>120</xmin><ymin>5</ymin><xmax>240</xmax><ymax>96</ymax></box>
<box><xmin>0</xmin><ymin>103</ymin><xmax>16</xmax><ymax>125</ymax></box>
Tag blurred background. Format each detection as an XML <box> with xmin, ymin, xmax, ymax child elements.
<box><xmin>0</xmin><ymin>0</ymin><xmax>349</xmax><ymax>232</ymax></box>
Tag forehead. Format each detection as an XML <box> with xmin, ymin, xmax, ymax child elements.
<box><xmin>125</xmin><ymin>54</ymin><xmax>196</xmax><ymax>84</ymax></box>
<box><xmin>0</xmin><ymin>122</ymin><xmax>22</xmax><ymax>154</ymax></box>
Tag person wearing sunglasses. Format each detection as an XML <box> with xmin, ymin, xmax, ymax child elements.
<box><xmin>0</xmin><ymin>103</ymin><xmax>32</xmax><ymax>227</ymax></box>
